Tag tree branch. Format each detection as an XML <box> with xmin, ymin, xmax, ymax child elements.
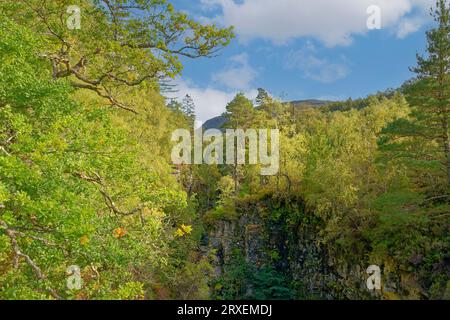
<box><xmin>0</xmin><ymin>220</ymin><xmax>62</xmax><ymax>299</ymax></box>
<box><xmin>75</xmin><ymin>172</ymin><xmax>144</xmax><ymax>216</ymax></box>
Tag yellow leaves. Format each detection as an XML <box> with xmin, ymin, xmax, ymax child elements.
<box><xmin>79</xmin><ymin>235</ymin><xmax>89</xmax><ymax>246</ymax></box>
<box><xmin>181</xmin><ymin>224</ymin><xmax>192</xmax><ymax>234</ymax></box>
<box><xmin>113</xmin><ymin>227</ymin><xmax>127</xmax><ymax>239</ymax></box>
<box><xmin>92</xmin><ymin>282</ymin><xmax>100</xmax><ymax>291</ymax></box>
<box><xmin>167</xmin><ymin>3</ymin><xmax>174</xmax><ymax>14</ymax></box>
<box><xmin>174</xmin><ymin>224</ymin><xmax>193</xmax><ymax>237</ymax></box>
<box><xmin>175</xmin><ymin>228</ymin><xmax>184</xmax><ymax>237</ymax></box>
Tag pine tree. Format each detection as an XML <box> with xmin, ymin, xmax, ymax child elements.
<box><xmin>223</xmin><ymin>93</ymin><xmax>256</xmax><ymax>193</ymax></box>
<box><xmin>224</xmin><ymin>93</ymin><xmax>255</xmax><ymax>129</ymax></box>
<box><xmin>410</xmin><ymin>0</ymin><xmax>450</xmax><ymax>191</ymax></box>
<box><xmin>181</xmin><ymin>94</ymin><xmax>196</xmax><ymax>127</ymax></box>
<box><xmin>167</xmin><ymin>99</ymin><xmax>182</xmax><ymax>112</ymax></box>
<box><xmin>381</xmin><ymin>0</ymin><xmax>450</xmax><ymax>195</ymax></box>
<box><xmin>255</xmin><ymin>88</ymin><xmax>271</xmax><ymax>107</ymax></box>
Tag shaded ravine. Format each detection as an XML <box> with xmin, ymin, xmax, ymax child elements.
<box><xmin>201</xmin><ymin>197</ymin><xmax>430</xmax><ymax>300</ymax></box>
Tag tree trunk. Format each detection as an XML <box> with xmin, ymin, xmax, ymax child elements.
<box><xmin>444</xmin><ymin>116</ymin><xmax>450</xmax><ymax>190</ymax></box>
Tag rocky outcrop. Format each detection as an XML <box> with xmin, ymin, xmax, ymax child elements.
<box><xmin>205</xmin><ymin>199</ymin><xmax>437</xmax><ymax>300</ymax></box>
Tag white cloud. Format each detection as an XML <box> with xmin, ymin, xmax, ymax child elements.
<box><xmin>172</xmin><ymin>78</ymin><xmax>257</xmax><ymax>123</ymax></box>
<box><xmin>201</xmin><ymin>0</ymin><xmax>434</xmax><ymax>46</ymax></box>
<box><xmin>212</xmin><ymin>53</ymin><xmax>258</xmax><ymax>90</ymax></box>
<box><xmin>396</xmin><ymin>16</ymin><xmax>427</xmax><ymax>38</ymax></box>
<box><xmin>285</xmin><ymin>43</ymin><xmax>350</xmax><ymax>83</ymax></box>
<box><xmin>170</xmin><ymin>53</ymin><xmax>258</xmax><ymax>122</ymax></box>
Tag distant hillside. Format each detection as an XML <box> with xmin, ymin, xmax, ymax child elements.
<box><xmin>202</xmin><ymin>99</ymin><xmax>333</xmax><ymax>130</ymax></box>
<box><xmin>288</xmin><ymin>99</ymin><xmax>333</xmax><ymax>108</ymax></box>
<box><xmin>202</xmin><ymin>115</ymin><xmax>227</xmax><ymax>131</ymax></box>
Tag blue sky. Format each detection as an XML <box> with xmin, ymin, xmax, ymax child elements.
<box><xmin>169</xmin><ymin>0</ymin><xmax>435</xmax><ymax>122</ymax></box>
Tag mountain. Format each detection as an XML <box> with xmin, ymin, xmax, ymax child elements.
<box><xmin>202</xmin><ymin>115</ymin><xmax>227</xmax><ymax>131</ymax></box>
<box><xmin>288</xmin><ymin>99</ymin><xmax>333</xmax><ymax>108</ymax></box>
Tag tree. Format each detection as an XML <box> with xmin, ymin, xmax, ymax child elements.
<box><xmin>223</xmin><ymin>94</ymin><xmax>256</xmax><ymax>193</ymax></box>
<box><xmin>0</xmin><ymin>15</ymin><xmax>194</xmax><ymax>300</ymax></box>
<box><xmin>411</xmin><ymin>0</ymin><xmax>450</xmax><ymax>190</ymax></box>
<box><xmin>0</xmin><ymin>0</ymin><xmax>234</xmax><ymax>113</ymax></box>
<box><xmin>255</xmin><ymin>88</ymin><xmax>271</xmax><ymax>107</ymax></box>
<box><xmin>224</xmin><ymin>93</ymin><xmax>255</xmax><ymax>129</ymax></box>
<box><xmin>167</xmin><ymin>99</ymin><xmax>182</xmax><ymax>112</ymax></box>
<box><xmin>381</xmin><ymin>0</ymin><xmax>450</xmax><ymax>195</ymax></box>
<box><xmin>181</xmin><ymin>94</ymin><xmax>196</xmax><ymax>127</ymax></box>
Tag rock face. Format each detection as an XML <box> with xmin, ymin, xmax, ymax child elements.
<box><xmin>209</xmin><ymin>212</ymin><xmax>267</xmax><ymax>272</ymax></box>
<box><xmin>206</xmin><ymin>199</ymin><xmax>433</xmax><ymax>300</ymax></box>
<box><xmin>208</xmin><ymin>217</ymin><xmax>347</xmax><ymax>299</ymax></box>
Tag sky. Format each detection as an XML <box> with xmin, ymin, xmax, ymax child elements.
<box><xmin>168</xmin><ymin>0</ymin><xmax>436</xmax><ymax>123</ymax></box>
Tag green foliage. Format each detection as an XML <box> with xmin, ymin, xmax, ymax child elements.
<box><xmin>251</xmin><ymin>266</ymin><xmax>293</xmax><ymax>300</ymax></box>
<box><xmin>181</xmin><ymin>94</ymin><xmax>196</xmax><ymax>127</ymax></box>
<box><xmin>380</xmin><ymin>0</ymin><xmax>450</xmax><ymax>194</ymax></box>
<box><xmin>203</xmin><ymin>176</ymin><xmax>237</xmax><ymax>224</ymax></box>
<box><xmin>0</xmin><ymin>0</ymin><xmax>234</xmax><ymax>112</ymax></box>
<box><xmin>224</xmin><ymin>93</ymin><xmax>255</xmax><ymax>129</ymax></box>
<box><xmin>197</xmin><ymin>76</ymin><xmax>449</xmax><ymax>299</ymax></box>
<box><xmin>213</xmin><ymin>251</ymin><xmax>293</xmax><ymax>300</ymax></box>
<box><xmin>1</xmin><ymin>0</ymin><xmax>449</xmax><ymax>301</ymax></box>
<box><xmin>255</xmin><ymin>88</ymin><xmax>271</xmax><ymax>107</ymax></box>
<box><xmin>0</xmin><ymin>14</ymin><xmax>201</xmax><ymax>300</ymax></box>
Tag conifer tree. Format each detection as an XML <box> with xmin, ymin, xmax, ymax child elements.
<box><xmin>410</xmin><ymin>0</ymin><xmax>450</xmax><ymax>190</ymax></box>
<box><xmin>224</xmin><ymin>93</ymin><xmax>255</xmax><ymax>129</ymax></box>
<box><xmin>381</xmin><ymin>0</ymin><xmax>450</xmax><ymax>195</ymax></box>
<box><xmin>255</xmin><ymin>88</ymin><xmax>271</xmax><ymax>107</ymax></box>
<box><xmin>181</xmin><ymin>94</ymin><xmax>196</xmax><ymax>127</ymax></box>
